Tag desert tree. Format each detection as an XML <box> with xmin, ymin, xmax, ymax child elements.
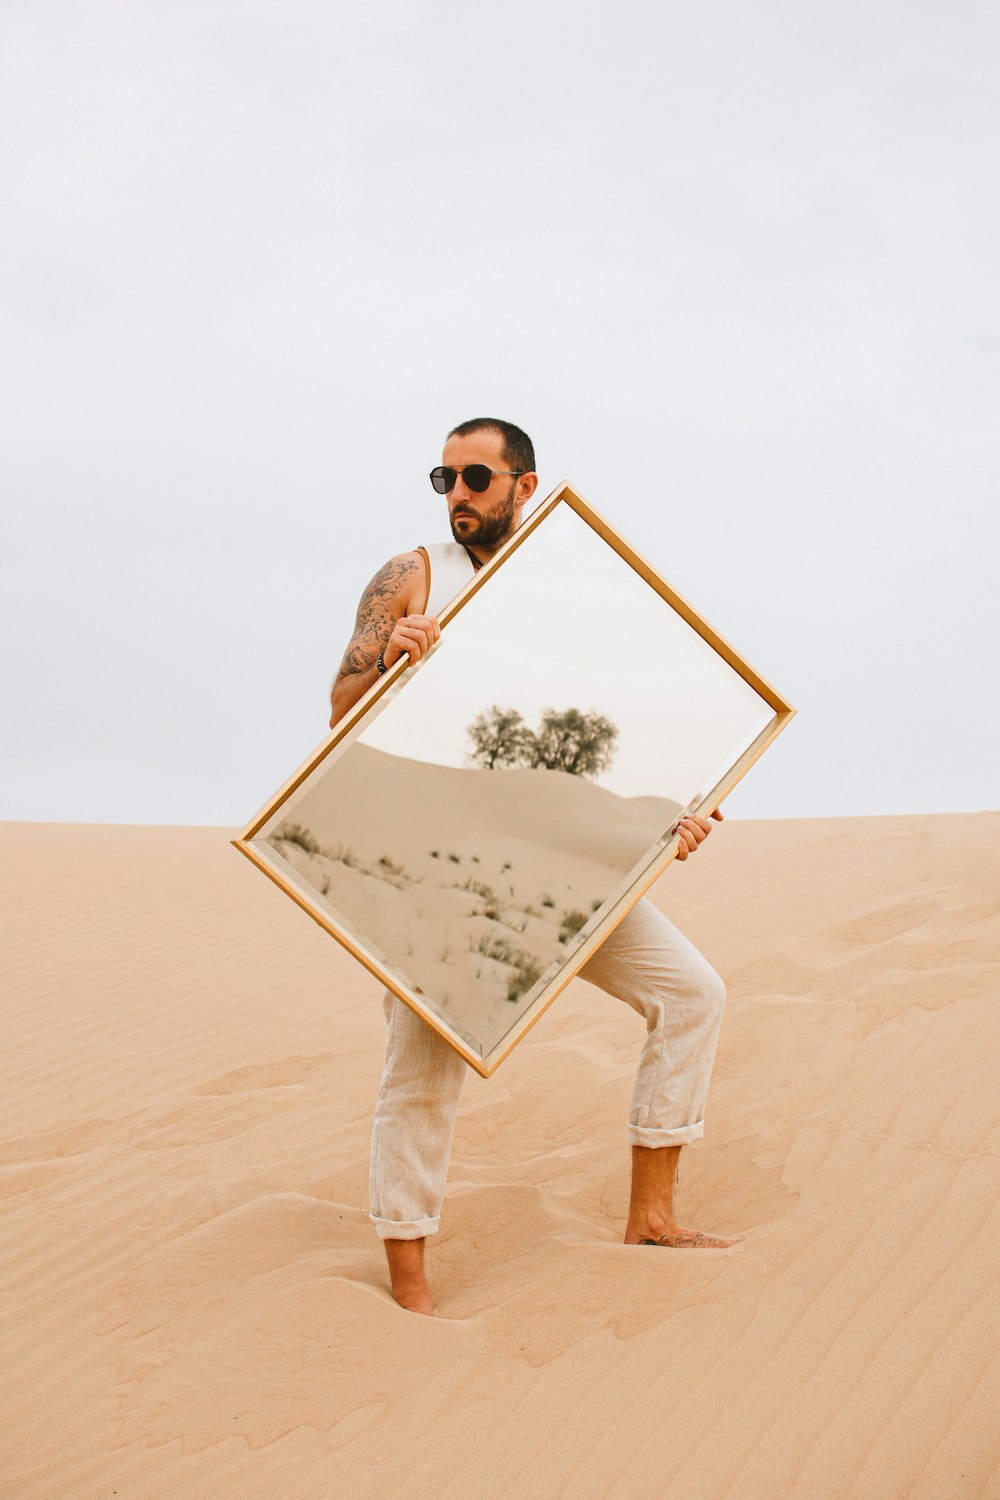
<box><xmin>523</xmin><ymin>707</ymin><xmax>619</xmax><ymax>778</ymax></box>
<box><xmin>466</xmin><ymin>705</ymin><xmax>619</xmax><ymax>778</ymax></box>
<box><xmin>465</xmin><ymin>706</ymin><xmax>531</xmax><ymax>770</ymax></box>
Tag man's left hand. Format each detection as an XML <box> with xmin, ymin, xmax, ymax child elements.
<box><xmin>674</xmin><ymin>807</ymin><xmax>724</xmax><ymax>862</ymax></box>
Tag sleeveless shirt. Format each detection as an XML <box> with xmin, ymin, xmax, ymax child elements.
<box><xmin>419</xmin><ymin>541</ymin><xmax>478</xmax><ymax>618</ymax></box>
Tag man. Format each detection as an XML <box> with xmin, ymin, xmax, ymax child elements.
<box><xmin>330</xmin><ymin>418</ymin><xmax>733</xmax><ymax>1316</ymax></box>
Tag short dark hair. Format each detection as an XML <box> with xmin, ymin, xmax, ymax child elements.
<box><xmin>447</xmin><ymin>417</ymin><xmax>535</xmax><ymax>476</ymax></box>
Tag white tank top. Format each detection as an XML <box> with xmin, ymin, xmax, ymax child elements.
<box><xmin>418</xmin><ymin>541</ymin><xmax>478</xmax><ymax>617</ymax></box>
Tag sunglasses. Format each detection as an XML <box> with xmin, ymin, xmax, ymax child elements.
<box><xmin>429</xmin><ymin>465</ymin><xmax>525</xmax><ymax>495</ymax></box>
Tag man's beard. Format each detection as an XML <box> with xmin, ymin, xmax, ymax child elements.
<box><xmin>449</xmin><ymin>482</ymin><xmax>518</xmax><ymax>549</ymax></box>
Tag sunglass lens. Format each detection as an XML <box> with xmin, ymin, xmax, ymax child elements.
<box><xmin>429</xmin><ymin>466</ymin><xmax>455</xmax><ymax>494</ymax></box>
<box><xmin>464</xmin><ymin>464</ymin><xmax>493</xmax><ymax>492</ymax></box>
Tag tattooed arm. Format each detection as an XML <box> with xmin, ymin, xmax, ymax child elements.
<box><xmin>328</xmin><ymin>551</ymin><xmax>439</xmax><ymax>729</ymax></box>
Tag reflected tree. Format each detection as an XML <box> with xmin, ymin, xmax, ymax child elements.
<box><xmin>465</xmin><ymin>706</ymin><xmax>531</xmax><ymax>769</ymax></box>
<box><xmin>525</xmin><ymin>707</ymin><xmax>619</xmax><ymax>777</ymax></box>
<box><xmin>466</xmin><ymin>705</ymin><xmax>619</xmax><ymax>778</ymax></box>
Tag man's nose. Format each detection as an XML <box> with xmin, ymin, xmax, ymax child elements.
<box><xmin>451</xmin><ymin>473</ymin><xmax>474</xmax><ymax>504</ymax></box>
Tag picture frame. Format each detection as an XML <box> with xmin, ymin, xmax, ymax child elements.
<box><xmin>233</xmin><ymin>482</ymin><xmax>795</xmax><ymax>1076</ymax></box>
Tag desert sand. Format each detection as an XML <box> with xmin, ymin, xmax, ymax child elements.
<box><xmin>1</xmin><ymin>811</ymin><xmax>997</xmax><ymax>1499</ymax></box>
<box><xmin>265</xmin><ymin>743</ymin><xmax>682</xmax><ymax>1053</ymax></box>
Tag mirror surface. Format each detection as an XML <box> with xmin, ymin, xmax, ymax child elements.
<box><xmin>250</xmin><ymin>501</ymin><xmax>776</xmax><ymax>1061</ymax></box>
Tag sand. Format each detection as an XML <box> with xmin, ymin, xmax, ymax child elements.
<box><xmin>1</xmin><ymin>811</ymin><xmax>997</xmax><ymax>1499</ymax></box>
<box><xmin>263</xmin><ymin>743</ymin><xmax>682</xmax><ymax>1053</ymax></box>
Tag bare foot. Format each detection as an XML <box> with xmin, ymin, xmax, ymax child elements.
<box><xmin>391</xmin><ymin>1276</ymin><xmax>435</xmax><ymax>1315</ymax></box>
<box><xmin>384</xmin><ymin>1238</ymin><xmax>435</xmax><ymax>1315</ymax></box>
<box><xmin>624</xmin><ymin>1219</ymin><xmax>740</xmax><ymax>1249</ymax></box>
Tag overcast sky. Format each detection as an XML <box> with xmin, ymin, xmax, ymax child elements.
<box><xmin>2</xmin><ymin>0</ymin><xmax>998</xmax><ymax>826</ymax></box>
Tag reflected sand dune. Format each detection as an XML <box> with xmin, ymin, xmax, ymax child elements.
<box><xmin>265</xmin><ymin>744</ymin><xmax>680</xmax><ymax>1053</ymax></box>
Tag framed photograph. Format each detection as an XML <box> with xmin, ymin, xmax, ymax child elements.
<box><xmin>234</xmin><ymin>483</ymin><xmax>795</xmax><ymax>1076</ymax></box>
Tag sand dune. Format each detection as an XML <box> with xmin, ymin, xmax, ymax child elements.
<box><xmin>263</xmin><ymin>743</ymin><xmax>682</xmax><ymax>1053</ymax></box>
<box><xmin>0</xmin><ymin>811</ymin><xmax>997</xmax><ymax>1498</ymax></box>
<box><xmin>278</xmin><ymin>741</ymin><xmax>681</xmax><ymax>881</ymax></box>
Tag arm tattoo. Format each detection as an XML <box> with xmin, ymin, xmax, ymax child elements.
<box><xmin>335</xmin><ymin>556</ymin><xmax>419</xmax><ymax>681</ymax></box>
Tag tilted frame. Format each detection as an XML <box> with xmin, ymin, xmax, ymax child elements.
<box><xmin>233</xmin><ymin>482</ymin><xmax>796</xmax><ymax>1076</ymax></box>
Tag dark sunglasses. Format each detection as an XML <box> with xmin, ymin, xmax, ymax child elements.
<box><xmin>429</xmin><ymin>465</ymin><xmax>525</xmax><ymax>495</ymax></box>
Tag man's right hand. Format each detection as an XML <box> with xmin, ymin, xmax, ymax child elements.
<box><xmin>382</xmin><ymin>613</ymin><xmax>441</xmax><ymax>669</ymax></box>
<box><xmin>329</xmin><ymin>551</ymin><xmax>434</xmax><ymax>729</ymax></box>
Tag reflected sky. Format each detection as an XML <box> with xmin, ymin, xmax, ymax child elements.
<box><xmin>360</xmin><ymin>502</ymin><xmax>775</xmax><ymax>801</ymax></box>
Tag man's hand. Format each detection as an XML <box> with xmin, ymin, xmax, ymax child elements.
<box><xmin>329</xmin><ymin>610</ymin><xmax>440</xmax><ymax>728</ymax></box>
<box><xmin>674</xmin><ymin>807</ymin><xmax>724</xmax><ymax>861</ymax></box>
<box><xmin>382</xmin><ymin>613</ymin><xmax>441</xmax><ymax>670</ymax></box>
<box><xmin>329</xmin><ymin>552</ymin><xmax>432</xmax><ymax>730</ymax></box>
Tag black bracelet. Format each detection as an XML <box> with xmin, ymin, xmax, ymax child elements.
<box><xmin>375</xmin><ymin>650</ymin><xmax>388</xmax><ymax>675</ymax></box>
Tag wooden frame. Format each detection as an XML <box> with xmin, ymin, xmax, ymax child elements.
<box><xmin>233</xmin><ymin>482</ymin><xmax>795</xmax><ymax>1076</ymax></box>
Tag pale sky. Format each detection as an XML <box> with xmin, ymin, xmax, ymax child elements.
<box><xmin>2</xmin><ymin>0</ymin><xmax>998</xmax><ymax>825</ymax></box>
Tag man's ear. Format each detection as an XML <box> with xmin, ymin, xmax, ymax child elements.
<box><xmin>518</xmin><ymin>471</ymin><xmax>539</xmax><ymax>502</ymax></box>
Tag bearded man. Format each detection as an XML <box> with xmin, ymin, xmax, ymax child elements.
<box><xmin>330</xmin><ymin>417</ymin><xmax>732</xmax><ymax>1316</ymax></box>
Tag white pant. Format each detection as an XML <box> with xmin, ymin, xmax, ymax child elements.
<box><xmin>369</xmin><ymin>897</ymin><xmax>727</xmax><ymax>1240</ymax></box>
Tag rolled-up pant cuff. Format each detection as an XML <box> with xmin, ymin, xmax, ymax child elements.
<box><xmin>370</xmin><ymin>1213</ymin><xmax>441</xmax><ymax>1241</ymax></box>
<box><xmin>628</xmin><ymin>1120</ymin><xmax>704</xmax><ymax>1148</ymax></box>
